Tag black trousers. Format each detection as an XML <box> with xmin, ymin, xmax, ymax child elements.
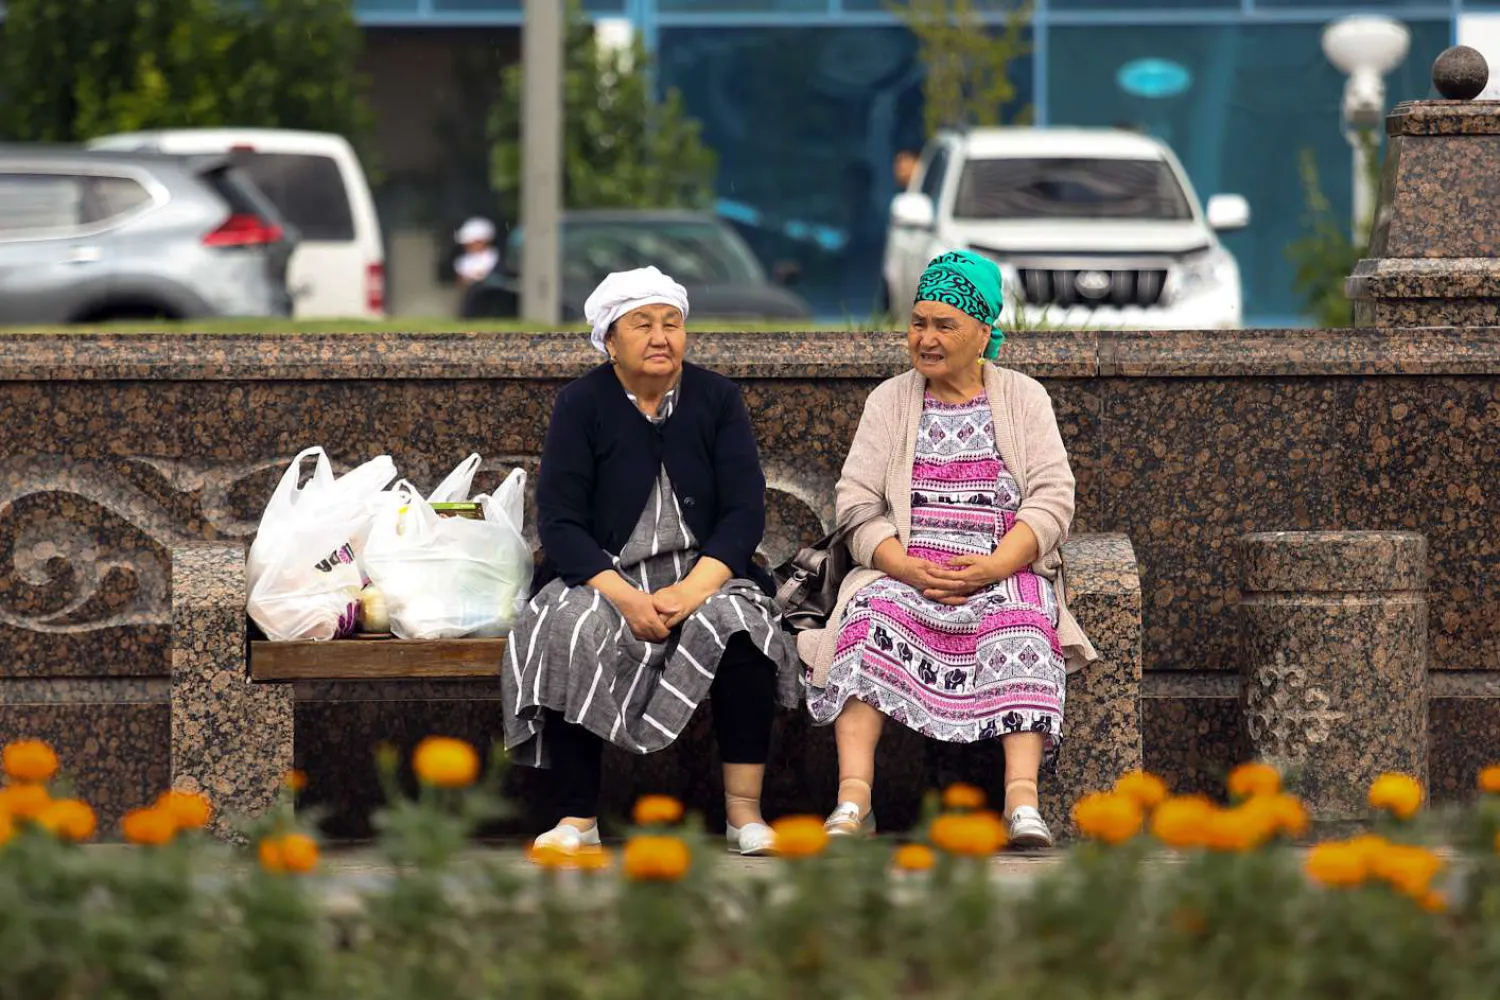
<box><xmin>546</xmin><ymin>633</ymin><xmax>777</xmax><ymax>820</ymax></box>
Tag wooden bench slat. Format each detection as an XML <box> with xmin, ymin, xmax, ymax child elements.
<box><xmin>250</xmin><ymin>638</ymin><xmax>507</xmax><ymax>681</ymax></box>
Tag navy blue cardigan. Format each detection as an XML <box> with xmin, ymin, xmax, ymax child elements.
<box><xmin>534</xmin><ymin>362</ymin><xmax>774</xmax><ymax>595</ymax></box>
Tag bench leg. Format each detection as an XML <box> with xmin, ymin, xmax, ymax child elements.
<box><xmin>170</xmin><ymin>543</ymin><xmax>292</xmax><ymax>841</ymax></box>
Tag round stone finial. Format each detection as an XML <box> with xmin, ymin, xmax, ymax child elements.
<box><xmin>1432</xmin><ymin>45</ymin><xmax>1489</xmax><ymax>101</ymax></box>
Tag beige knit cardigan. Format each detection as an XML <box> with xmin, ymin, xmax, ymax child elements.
<box><xmin>798</xmin><ymin>363</ymin><xmax>1098</xmax><ymax>688</ymax></box>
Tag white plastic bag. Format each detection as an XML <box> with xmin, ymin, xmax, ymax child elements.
<box><xmin>246</xmin><ymin>447</ymin><xmax>398</xmax><ymax>641</ymax></box>
<box><xmin>363</xmin><ymin>466</ymin><xmax>533</xmax><ymax>639</ymax></box>
<box><xmin>427</xmin><ymin>453</ymin><xmax>482</xmax><ymax>503</ymax></box>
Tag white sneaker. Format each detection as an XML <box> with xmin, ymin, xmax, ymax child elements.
<box><xmin>824</xmin><ymin>801</ymin><xmax>876</xmax><ymax>838</ymax></box>
<box><xmin>1007</xmin><ymin>806</ymin><xmax>1053</xmax><ymax>850</ymax></box>
<box><xmin>726</xmin><ymin>822</ymin><xmax>777</xmax><ymax>857</ymax></box>
<box><xmin>531</xmin><ymin>822</ymin><xmax>601</xmax><ymax>856</ymax></box>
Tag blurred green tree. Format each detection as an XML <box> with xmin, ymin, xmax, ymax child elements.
<box><xmin>0</xmin><ymin>0</ymin><xmax>372</xmax><ymax>148</ymax></box>
<box><xmin>888</xmin><ymin>0</ymin><xmax>1034</xmax><ymax>137</ymax></box>
<box><xmin>488</xmin><ymin>0</ymin><xmax>716</xmax><ymax>221</ymax></box>
<box><xmin>1285</xmin><ymin>129</ymin><xmax>1381</xmax><ymax>328</ymax></box>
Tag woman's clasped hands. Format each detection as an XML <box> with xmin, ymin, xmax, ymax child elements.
<box><xmin>897</xmin><ymin>552</ymin><xmax>1007</xmax><ymax>607</ymax></box>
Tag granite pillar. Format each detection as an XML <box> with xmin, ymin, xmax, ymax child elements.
<box><xmin>1347</xmin><ymin>47</ymin><xmax>1500</xmax><ymax>327</ymax></box>
<box><xmin>1047</xmin><ymin>534</ymin><xmax>1143</xmax><ymax>835</ymax></box>
<box><xmin>1236</xmin><ymin>531</ymin><xmax>1428</xmax><ymax>823</ymax></box>
<box><xmin>170</xmin><ymin>543</ymin><xmax>291</xmax><ymax>839</ymax></box>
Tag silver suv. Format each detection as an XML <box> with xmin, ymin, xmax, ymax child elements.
<box><xmin>0</xmin><ymin>147</ymin><xmax>297</xmax><ymax>325</ymax></box>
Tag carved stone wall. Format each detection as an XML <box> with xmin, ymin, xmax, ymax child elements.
<box><xmin>1237</xmin><ymin>532</ymin><xmax>1429</xmax><ymax>824</ymax></box>
<box><xmin>0</xmin><ymin>329</ymin><xmax>1497</xmax><ymax>833</ymax></box>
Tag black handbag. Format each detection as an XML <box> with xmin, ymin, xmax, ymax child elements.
<box><xmin>771</xmin><ymin>526</ymin><xmax>855</xmax><ymax>634</ymax></box>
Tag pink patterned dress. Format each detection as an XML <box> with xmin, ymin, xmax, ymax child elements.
<box><xmin>806</xmin><ymin>392</ymin><xmax>1066</xmax><ymax>758</ymax></box>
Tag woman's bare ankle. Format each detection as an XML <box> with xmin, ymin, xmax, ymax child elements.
<box><xmin>836</xmin><ymin>777</ymin><xmax>874</xmax><ymax>817</ymax></box>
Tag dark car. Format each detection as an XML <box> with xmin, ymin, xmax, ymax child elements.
<box><xmin>461</xmin><ymin>210</ymin><xmax>811</xmax><ymax>322</ymax></box>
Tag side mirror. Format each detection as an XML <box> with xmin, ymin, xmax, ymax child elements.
<box><xmin>891</xmin><ymin>192</ymin><xmax>936</xmax><ymax>230</ymax></box>
<box><xmin>1206</xmin><ymin>194</ymin><xmax>1250</xmax><ymax>232</ymax></box>
<box><xmin>772</xmin><ymin>260</ymin><xmax>802</xmax><ymax>287</ymax></box>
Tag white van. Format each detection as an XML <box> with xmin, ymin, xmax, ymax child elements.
<box><xmin>88</xmin><ymin>129</ymin><xmax>385</xmax><ymax>319</ymax></box>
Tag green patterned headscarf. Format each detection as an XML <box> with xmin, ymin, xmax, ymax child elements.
<box><xmin>914</xmin><ymin>251</ymin><xmax>1006</xmax><ymax>359</ymax></box>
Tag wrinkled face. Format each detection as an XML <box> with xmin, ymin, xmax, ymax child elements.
<box><xmin>607</xmin><ymin>302</ymin><xmax>686</xmax><ymax>380</ymax></box>
<box><xmin>907</xmin><ymin>300</ymin><xmax>988</xmax><ymax>381</ymax></box>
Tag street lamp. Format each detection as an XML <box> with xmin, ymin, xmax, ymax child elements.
<box><xmin>1321</xmin><ymin>15</ymin><xmax>1411</xmax><ymax>238</ymax></box>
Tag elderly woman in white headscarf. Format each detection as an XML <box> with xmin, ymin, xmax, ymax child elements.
<box><xmin>502</xmin><ymin>267</ymin><xmax>801</xmax><ymax>858</ymax></box>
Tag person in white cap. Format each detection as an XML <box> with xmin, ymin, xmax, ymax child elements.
<box><xmin>502</xmin><ymin>266</ymin><xmax>801</xmax><ymax>859</ymax></box>
<box><xmin>453</xmin><ymin>217</ymin><xmax>499</xmax><ymax>288</ymax></box>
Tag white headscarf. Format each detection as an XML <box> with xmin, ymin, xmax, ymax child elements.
<box><xmin>455</xmin><ymin>217</ymin><xmax>495</xmax><ymax>245</ymax></box>
<box><xmin>583</xmin><ymin>266</ymin><xmax>690</xmax><ymax>354</ymax></box>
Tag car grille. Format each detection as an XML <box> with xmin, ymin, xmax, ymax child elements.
<box><xmin>1016</xmin><ymin>268</ymin><xmax>1168</xmax><ymax>309</ymax></box>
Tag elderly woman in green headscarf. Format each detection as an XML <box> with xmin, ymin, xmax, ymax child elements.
<box><xmin>800</xmin><ymin>251</ymin><xmax>1096</xmax><ymax>847</ymax></box>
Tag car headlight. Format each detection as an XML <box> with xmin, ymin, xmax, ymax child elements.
<box><xmin>1168</xmin><ymin>247</ymin><xmax>1237</xmax><ymax>303</ymax></box>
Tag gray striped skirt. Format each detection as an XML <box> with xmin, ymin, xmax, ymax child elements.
<box><xmin>502</xmin><ymin>469</ymin><xmax>801</xmax><ymax>766</ymax></box>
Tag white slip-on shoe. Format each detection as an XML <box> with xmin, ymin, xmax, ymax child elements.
<box><xmin>726</xmin><ymin>821</ymin><xmax>777</xmax><ymax>857</ymax></box>
<box><xmin>824</xmin><ymin>801</ymin><xmax>876</xmax><ymax>838</ymax></box>
<box><xmin>531</xmin><ymin>822</ymin><xmax>601</xmax><ymax>857</ymax></box>
<box><xmin>1007</xmin><ymin>806</ymin><xmax>1053</xmax><ymax>850</ymax></box>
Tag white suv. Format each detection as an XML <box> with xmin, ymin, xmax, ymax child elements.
<box><xmin>883</xmin><ymin>128</ymin><xmax>1249</xmax><ymax>329</ymax></box>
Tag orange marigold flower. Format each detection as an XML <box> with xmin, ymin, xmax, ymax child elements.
<box><xmin>0</xmin><ymin>810</ymin><xmax>12</xmax><ymax>848</ymax></box>
<box><xmin>278</xmin><ymin>833</ymin><xmax>320</xmax><ymax>874</ymax></box>
<box><xmin>411</xmin><ymin>736</ymin><xmax>480</xmax><ymax>788</ymax></box>
<box><xmin>1113</xmin><ymin>771</ymin><xmax>1169</xmax><ymax>812</ymax></box>
<box><xmin>1072</xmin><ymin>792</ymin><xmax>1143</xmax><ymax>846</ymax></box>
<box><xmin>1203</xmin><ymin>806</ymin><xmax>1271</xmax><ymax>854</ymax></box>
<box><xmin>893</xmin><ymin>843</ymin><xmax>937</xmax><ymax>872</ymax></box>
<box><xmin>573</xmin><ymin>846</ymin><xmax>613</xmax><ymax>873</ymax></box>
<box><xmin>1372</xmin><ymin>843</ymin><xmax>1444</xmax><ymax>898</ymax></box>
<box><xmin>1231</xmin><ymin>798</ymin><xmax>1280</xmax><ymax>850</ymax></box>
<box><xmin>1268</xmin><ymin>793</ymin><xmax>1309</xmax><ymax>839</ymax></box>
<box><xmin>1305</xmin><ymin>841</ymin><xmax>1369</xmax><ymax>888</ymax></box>
<box><xmin>0</xmin><ymin>782</ymin><xmax>50</xmax><ymax>821</ymax></box>
<box><xmin>36</xmin><ymin>798</ymin><xmax>96</xmax><ymax>842</ymax></box>
<box><xmin>283</xmin><ymin>770</ymin><xmax>308</xmax><ymax>792</ymax></box>
<box><xmin>1479</xmin><ymin>766</ymin><xmax>1500</xmax><ymax>795</ymax></box>
<box><xmin>1151</xmin><ymin>795</ymin><xmax>1215</xmax><ymax>849</ymax></box>
<box><xmin>1227</xmin><ymin>762</ymin><xmax>1281</xmax><ymax>801</ymax></box>
<box><xmin>623</xmin><ymin>835</ymin><xmax>691</xmax><ymax>882</ymax></box>
<box><xmin>1368</xmin><ymin>773</ymin><xmax>1423</xmax><ymax>820</ymax></box>
<box><xmin>258</xmin><ymin>837</ymin><xmax>286</xmax><ymax>873</ymax></box>
<box><xmin>930</xmin><ymin>812</ymin><xmax>1008</xmax><ymax>857</ymax></box>
<box><xmin>632</xmin><ymin>794</ymin><xmax>685</xmax><ymax>827</ymax></box>
<box><xmin>2</xmin><ymin>740</ymin><xmax>59</xmax><ymax>784</ymax></box>
<box><xmin>1421</xmin><ymin>889</ymin><xmax>1448</xmax><ymax>914</ymax></box>
<box><xmin>121</xmin><ymin>806</ymin><xmax>177</xmax><ymax>847</ymax></box>
<box><xmin>526</xmin><ymin>843</ymin><xmax>572</xmax><ymax>869</ymax></box>
<box><xmin>156</xmin><ymin>790</ymin><xmax>213</xmax><ymax>831</ymax></box>
<box><xmin>771</xmin><ymin>815</ymin><xmax>829</xmax><ymax>859</ymax></box>
<box><xmin>941</xmin><ymin>782</ymin><xmax>986</xmax><ymax>811</ymax></box>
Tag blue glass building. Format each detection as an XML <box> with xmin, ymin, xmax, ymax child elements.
<box><xmin>356</xmin><ymin>2</ymin><xmax>1478</xmax><ymax>323</ymax></box>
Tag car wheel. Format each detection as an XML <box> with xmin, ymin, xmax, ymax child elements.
<box><xmin>71</xmin><ymin>302</ymin><xmax>182</xmax><ymax>325</ymax></box>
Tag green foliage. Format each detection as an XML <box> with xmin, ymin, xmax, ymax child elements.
<box><xmin>488</xmin><ymin>0</ymin><xmax>717</xmax><ymax>221</ymax></box>
<box><xmin>0</xmin><ymin>0</ymin><xmax>372</xmax><ymax>151</ymax></box>
<box><xmin>1285</xmin><ymin>130</ymin><xmax>1382</xmax><ymax>328</ymax></box>
<box><xmin>888</xmin><ymin>0</ymin><xmax>1034</xmax><ymax>137</ymax></box>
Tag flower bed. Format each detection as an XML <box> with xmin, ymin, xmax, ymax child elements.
<box><xmin>5</xmin><ymin>736</ymin><xmax>1500</xmax><ymax>999</ymax></box>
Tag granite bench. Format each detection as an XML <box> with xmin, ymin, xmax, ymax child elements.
<box><xmin>169</xmin><ymin>533</ymin><xmax>1142</xmax><ymax>840</ymax></box>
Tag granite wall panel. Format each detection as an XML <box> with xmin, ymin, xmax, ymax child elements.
<box><xmin>0</xmin><ymin>700</ymin><xmax>169</xmax><ymax>836</ymax></box>
<box><xmin>4</xmin><ymin>329</ymin><xmax>1500</xmax><ymax>835</ymax></box>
